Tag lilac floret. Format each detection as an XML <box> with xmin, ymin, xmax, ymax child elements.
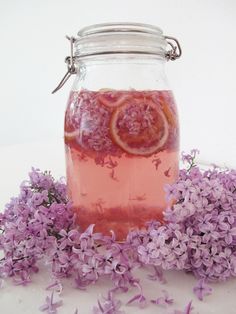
<box><xmin>193</xmin><ymin>279</ymin><xmax>212</xmax><ymax>301</ymax></box>
<box><xmin>173</xmin><ymin>300</ymin><xmax>193</xmax><ymax>314</ymax></box>
<box><xmin>150</xmin><ymin>289</ymin><xmax>174</xmax><ymax>306</ymax></box>
<box><xmin>93</xmin><ymin>291</ymin><xmax>124</xmax><ymax>314</ymax></box>
<box><xmin>39</xmin><ymin>292</ymin><xmax>63</xmax><ymax>314</ymax></box>
<box><xmin>126</xmin><ymin>282</ymin><xmax>147</xmax><ymax>309</ymax></box>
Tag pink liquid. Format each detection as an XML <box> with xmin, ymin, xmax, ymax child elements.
<box><xmin>65</xmin><ymin>89</ymin><xmax>179</xmax><ymax>240</ymax></box>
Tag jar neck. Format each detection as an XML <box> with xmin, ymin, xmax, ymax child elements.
<box><xmin>75</xmin><ymin>23</ymin><xmax>167</xmax><ymax>60</ymax></box>
<box><xmin>52</xmin><ymin>24</ymin><xmax>182</xmax><ymax>93</ymax></box>
<box><xmin>73</xmin><ymin>57</ymin><xmax>170</xmax><ymax>91</ymax></box>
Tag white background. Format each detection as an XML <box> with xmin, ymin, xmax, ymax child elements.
<box><xmin>0</xmin><ymin>0</ymin><xmax>235</xmax><ymax>167</ymax></box>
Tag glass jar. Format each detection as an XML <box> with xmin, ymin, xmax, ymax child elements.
<box><xmin>54</xmin><ymin>23</ymin><xmax>181</xmax><ymax>240</ymax></box>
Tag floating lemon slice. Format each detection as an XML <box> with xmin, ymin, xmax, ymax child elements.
<box><xmin>160</xmin><ymin>100</ymin><xmax>177</xmax><ymax>128</ymax></box>
<box><xmin>110</xmin><ymin>101</ymin><xmax>169</xmax><ymax>156</ymax></box>
<box><xmin>64</xmin><ymin>129</ymin><xmax>80</xmax><ymax>142</ymax></box>
<box><xmin>98</xmin><ymin>92</ymin><xmax>131</xmax><ymax>108</ymax></box>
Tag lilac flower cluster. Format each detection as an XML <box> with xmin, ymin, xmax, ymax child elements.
<box><xmin>0</xmin><ymin>168</ymin><xmax>75</xmax><ymax>282</ymax></box>
<box><xmin>0</xmin><ymin>168</ymin><xmax>140</xmax><ymax>294</ymax></box>
<box><xmin>0</xmin><ymin>151</ymin><xmax>235</xmax><ymax>313</ymax></box>
<box><xmin>137</xmin><ymin>151</ymin><xmax>236</xmax><ymax>281</ymax></box>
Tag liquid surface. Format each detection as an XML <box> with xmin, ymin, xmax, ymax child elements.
<box><xmin>65</xmin><ymin>89</ymin><xmax>179</xmax><ymax>240</ymax></box>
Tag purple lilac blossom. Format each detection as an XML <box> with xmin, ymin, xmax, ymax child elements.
<box><xmin>150</xmin><ymin>289</ymin><xmax>174</xmax><ymax>306</ymax></box>
<box><xmin>126</xmin><ymin>282</ymin><xmax>147</xmax><ymax>308</ymax></box>
<box><xmin>93</xmin><ymin>291</ymin><xmax>125</xmax><ymax>314</ymax></box>
<box><xmin>0</xmin><ymin>152</ymin><xmax>235</xmax><ymax>313</ymax></box>
<box><xmin>137</xmin><ymin>152</ymin><xmax>236</xmax><ymax>281</ymax></box>
<box><xmin>173</xmin><ymin>300</ymin><xmax>193</xmax><ymax>314</ymax></box>
<box><xmin>39</xmin><ymin>292</ymin><xmax>63</xmax><ymax>314</ymax></box>
<box><xmin>193</xmin><ymin>279</ymin><xmax>212</xmax><ymax>301</ymax></box>
<box><xmin>147</xmin><ymin>265</ymin><xmax>167</xmax><ymax>284</ymax></box>
<box><xmin>46</xmin><ymin>280</ymin><xmax>63</xmax><ymax>295</ymax></box>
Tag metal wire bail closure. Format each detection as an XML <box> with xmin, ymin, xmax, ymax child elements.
<box><xmin>52</xmin><ymin>33</ymin><xmax>182</xmax><ymax>94</ymax></box>
<box><xmin>52</xmin><ymin>36</ymin><xmax>77</xmax><ymax>94</ymax></box>
<box><xmin>164</xmin><ymin>36</ymin><xmax>182</xmax><ymax>61</ymax></box>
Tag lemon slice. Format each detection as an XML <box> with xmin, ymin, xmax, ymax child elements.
<box><xmin>110</xmin><ymin>101</ymin><xmax>169</xmax><ymax>156</ymax></box>
<box><xmin>64</xmin><ymin>129</ymin><xmax>80</xmax><ymax>142</ymax></box>
<box><xmin>98</xmin><ymin>92</ymin><xmax>131</xmax><ymax>108</ymax></box>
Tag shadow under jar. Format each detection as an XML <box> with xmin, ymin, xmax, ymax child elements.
<box><xmin>60</xmin><ymin>23</ymin><xmax>181</xmax><ymax>241</ymax></box>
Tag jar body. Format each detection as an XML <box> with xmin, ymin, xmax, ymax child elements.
<box><xmin>64</xmin><ymin>58</ymin><xmax>179</xmax><ymax>240</ymax></box>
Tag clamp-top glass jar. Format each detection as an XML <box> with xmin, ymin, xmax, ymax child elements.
<box><xmin>54</xmin><ymin>23</ymin><xmax>181</xmax><ymax>240</ymax></box>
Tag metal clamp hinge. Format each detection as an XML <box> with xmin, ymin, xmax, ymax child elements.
<box><xmin>164</xmin><ymin>36</ymin><xmax>182</xmax><ymax>61</ymax></box>
<box><xmin>52</xmin><ymin>36</ymin><xmax>77</xmax><ymax>94</ymax></box>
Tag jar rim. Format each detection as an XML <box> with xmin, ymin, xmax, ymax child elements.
<box><xmin>77</xmin><ymin>22</ymin><xmax>163</xmax><ymax>37</ymax></box>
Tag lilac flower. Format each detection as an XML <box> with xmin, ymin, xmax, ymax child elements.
<box><xmin>82</xmin><ymin>257</ymin><xmax>103</xmax><ymax>282</ymax></box>
<box><xmin>173</xmin><ymin>301</ymin><xmax>193</xmax><ymax>314</ymax></box>
<box><xmin>137</xmin><ymin>245</ymin><xmax>150</xmax><ymax>264</ymax></box>
<box><xmin>74</xmin><ymin>275</ymin><xmax>89</xmax><ymax>290</ymax></box>
<box><xmin>126</xmin><ymin>293</ymin><xmax>146</xmax><ymax>309</ymax></box>
<box><xmin>135</xmin><ymin>153</ymin><xmax>236</xmax><ymax>281</ymax></box>
<box><xmin>0</xmin><ymin>152</ymin><xmax>236</xmax><ymax>314</ymax></box>
<box><xmin>110</xmin><ymin>243</ymin><xmax>130</xmax><ymax>261</ymax></box>
<box><xmin>13</xmin><ymin>271</ymin><xmax>31</xmax><ymax>286</ymax></box>
<box><xmin>151</xmin><ymin>289</ymin><xmax>174</xmax><ymax>306</ymax></box>
<box><xmin>46</xmin><ymin>280</ymin><xmax>63</xmax><ymax>295</ymax></box>
<box><xmin>72</xmin><ymin>238</ymin><xmax>94</xmax><ymax>260</ymax></box>
<box><xmin>126</xmin><ymin>282</ymin><xmax>147</xmax><ymax>309</ymax></box>
<box><xmin>105</xmin><ymin>260</ymin><xmax>128</xmax><ymax>276</ymax></box>
<box><xmin>182</xmin><ymin>301</ymin><xmax>194</xmax><ymax>314</ymax></box>
<box><xmin>30</xmin><ymin>190</ymin><xmax>49</xmax><ymax>207</ymax></box>
<box><xmin>147</xmin><ymin>266</ymin><xmax>167</xmax><ymax>284</ymax></box>
<box><xmin>39</xmin><ymin>292</ymin><xmax>63</xmax><ymax>314</ymax></box>
<box><xmin>103</xmin><ymin>230</ymin><xmax>116</xmax><ymax>245</ymax></box>
<box><xmin>93</xmin><ymin>291</ymin><xmax>124</xmax><ymax>314</ymax></box>
<box><xmin>193</xmin><ymin>279</ymin><xmax>212</xmax><ymax>301</ymax></box>
<box><xmin>164</xmin><ymin>184</ymin><xmax>179</xmax><ymax>202</ymax></box>
<box><xmin>58</xmin><ymin>251</ymin><xmax>78</xmax><ymax>273</ymax></box>
<box><xmin>32</xmin><ymin>211</ymin><xmax>51</xmax><ymax>231</ymax></box>
<box><xmin>0</xmin><ymin>169</ymin><xmax>75</xmax><ymax>281</ymax></box>
<box><xmin>59</xmin><ymin>229</ymin><xmax>79</xmax><ymax>249</ymax></box>
<box><xmin>190</xmin><ymin>149</ymin><xmax>200</xmax><ymax>156</ymax></box>
<box><xmin>181</xmin><ymin>150</ymin><xmax>199</xmax><ymax>170</ymax></box>
<box><xmin>0</xmin><ymin>258</ymin><xmax>16</xmax><ymax>277</ymax></box>
<box><xmin>220</xmin><ymin>227</ymin><xmax>236</xmax><ymax>245</ymax></box>
<box><xmin>80</xmin><ymin>224</ymin><xmax>103</xmax><ymax>243</ymax></box>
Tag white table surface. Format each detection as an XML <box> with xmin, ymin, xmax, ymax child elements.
<box><xmin>0</xmin><ymin>139</ymin><xmax>235</xmax><ymax>314</ymax></box>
